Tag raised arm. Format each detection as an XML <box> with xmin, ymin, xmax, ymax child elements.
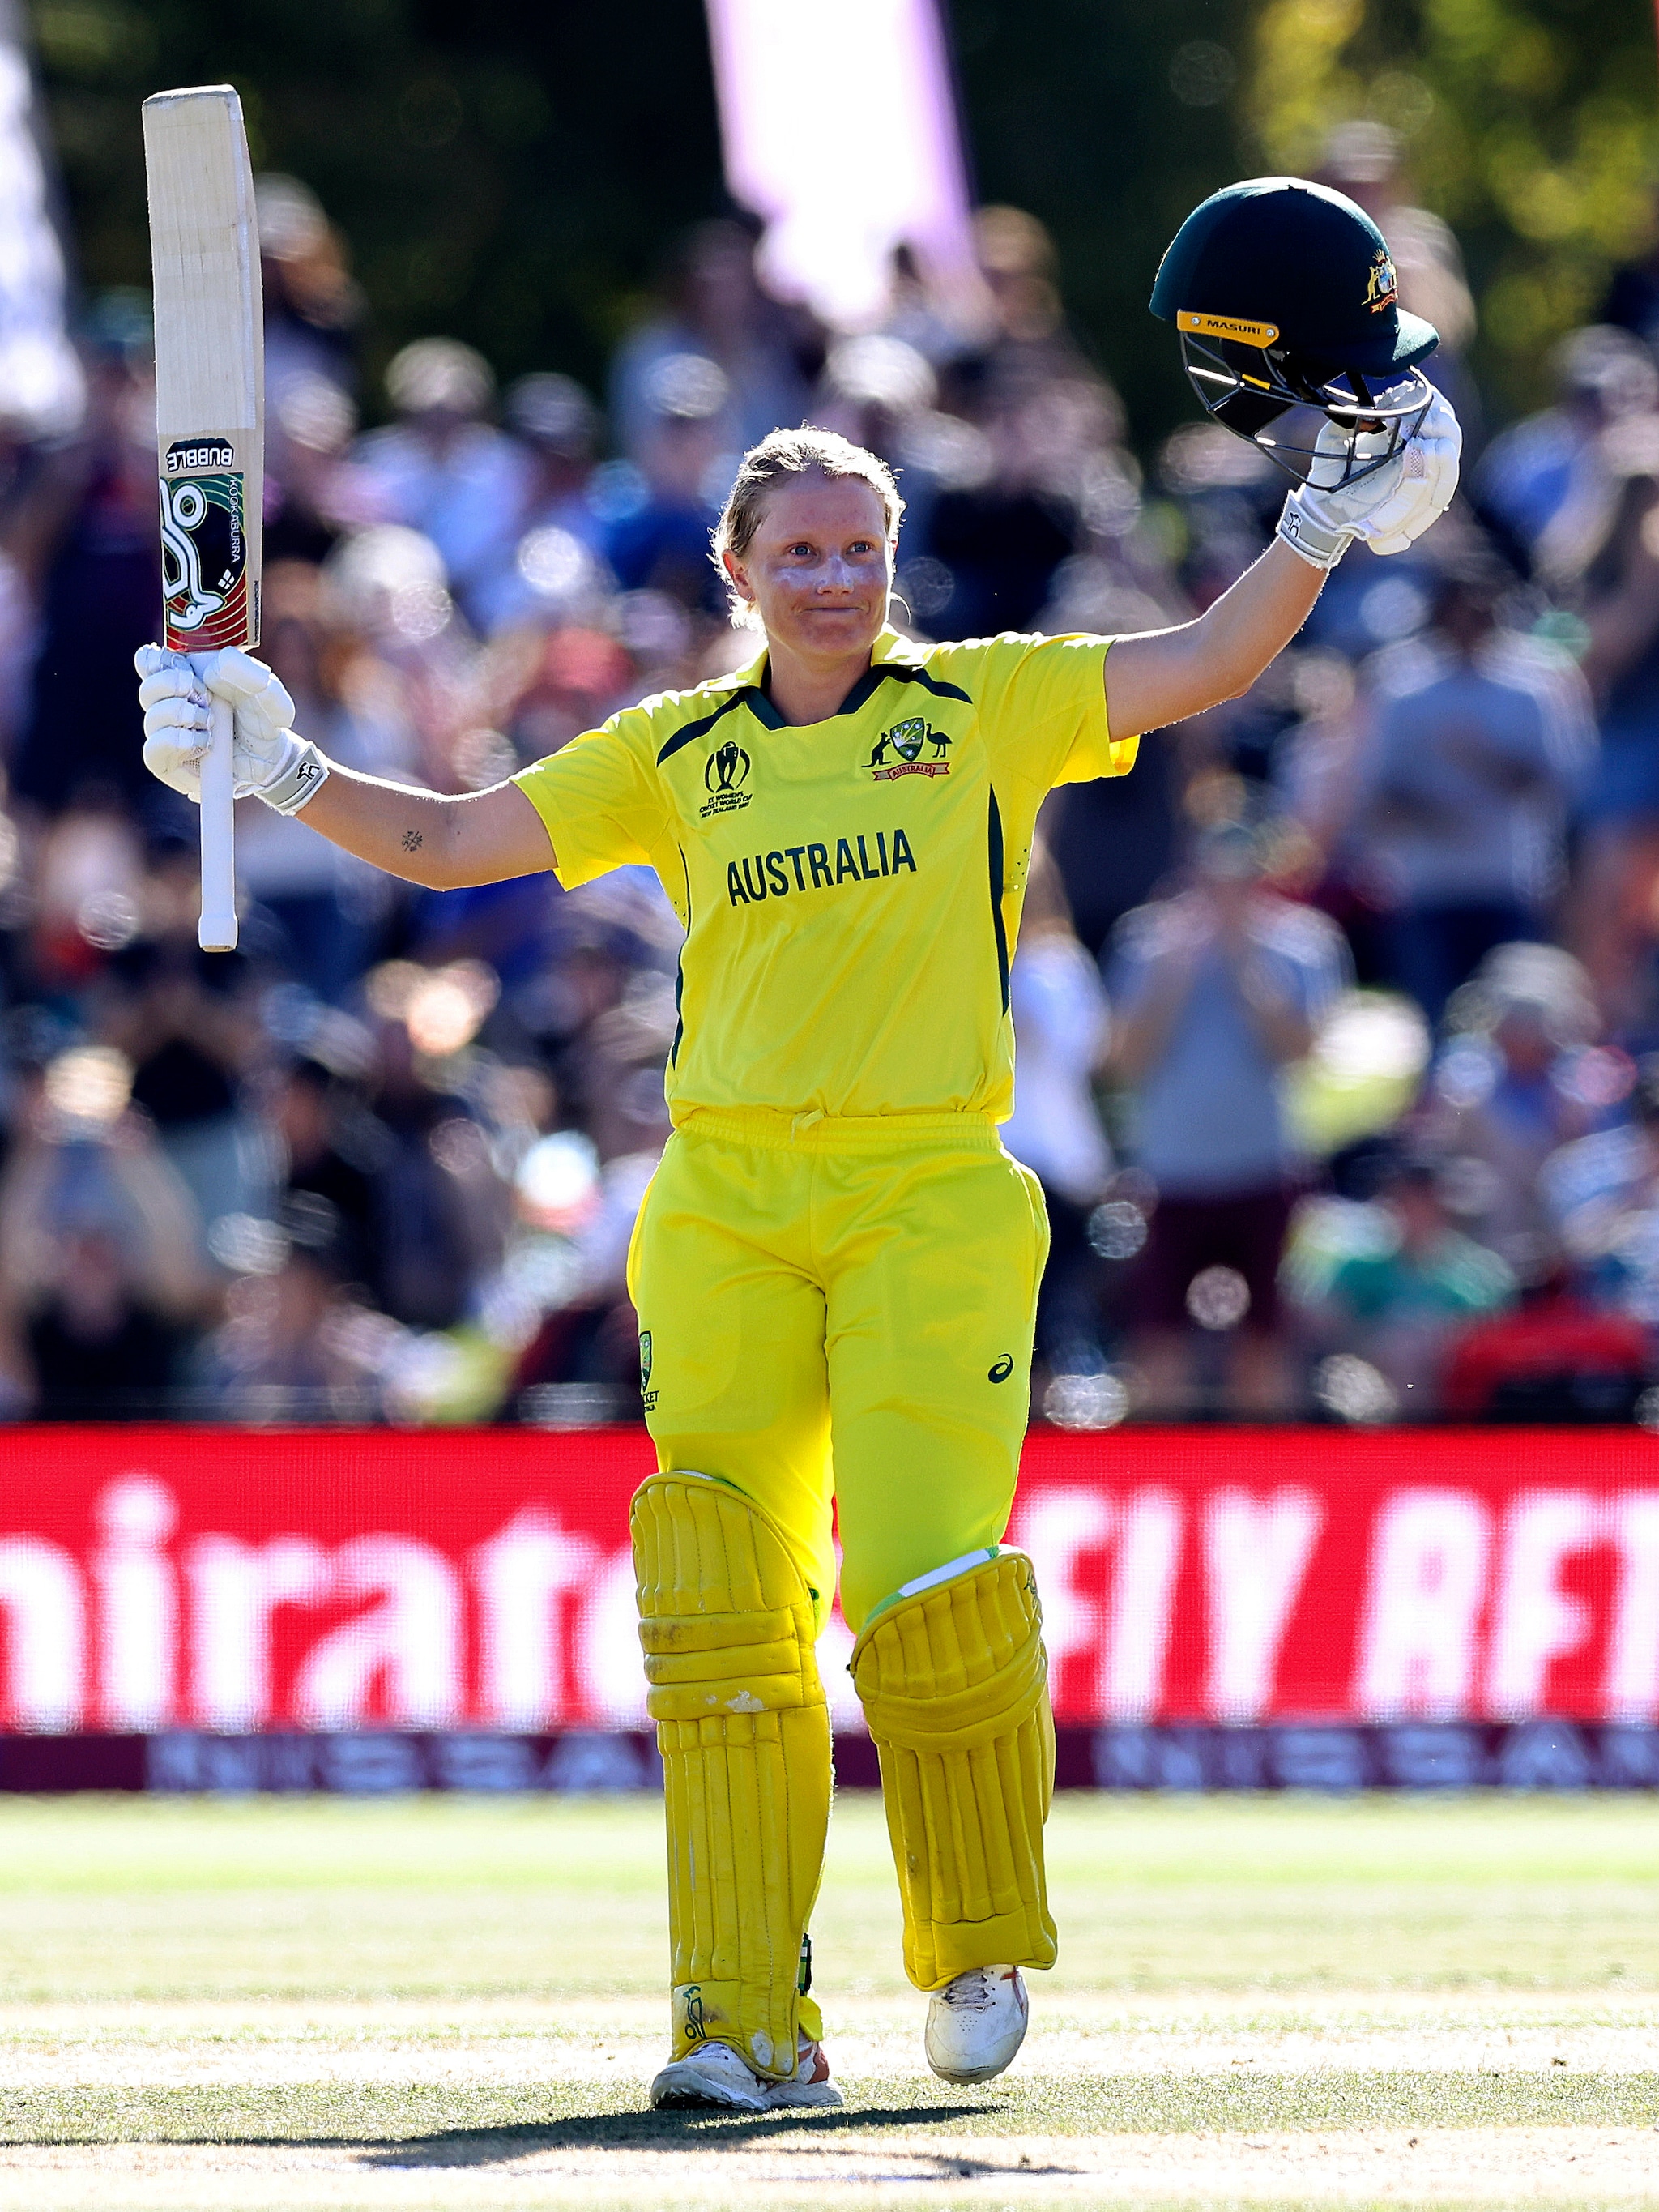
<box><xmin>137</xmin><ymin>645</ymin><xmax>557</xmax><ymax>889</ymax></box>
<box><xmin>1103</xmin><ymin>539</ymin><xmax>1323</xmax><ymax>743</ymax></box>
<box><xmin>1106</xmin><ymin>389</ymin><xmax>1463</xmax><ymax>744</ymax></box>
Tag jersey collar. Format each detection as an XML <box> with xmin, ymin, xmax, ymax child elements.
<box><xmin>733</xmin><ymin>626</ymin><xmax>915</xmax><ymax>730</ymax></box>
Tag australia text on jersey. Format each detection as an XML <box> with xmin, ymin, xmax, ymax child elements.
<box><xmin>727</xmin><ymin>828</ymin><xmax>917</xmax><ymax>907</ymax></box>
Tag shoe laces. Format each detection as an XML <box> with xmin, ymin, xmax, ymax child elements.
<box><xmin>939</xmin><ymin>1967</ymin><xmax>998</xmax><ymax>2013</ymax></box>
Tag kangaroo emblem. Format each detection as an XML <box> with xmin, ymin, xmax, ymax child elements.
<box><xmin>869</xmin><ymin>715</ymin><xmax>953</xmax><ymax>780</ymax></box>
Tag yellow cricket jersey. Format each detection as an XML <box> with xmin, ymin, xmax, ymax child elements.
<box><xmin>512</xmin><ymin>626</ymin><xmax>1136</xmax><ymax>1123</ymax></box>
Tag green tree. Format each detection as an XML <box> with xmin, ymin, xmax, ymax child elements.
<box><xmin>27</xmin><ymin>0</ymin><xmax>728</xmax><ymax>408</ymax></box>
<box><xmin>27</xmin><ymin>0</ymin><xmax>1258</xmax><ymax>446</ymax></box>
<box><xmin>1247</xmin><ymin>0</ymin><xmax>1659</xmax><ymax>416</ymax></box>
<box><xmin>45</xmin><ymin>0</ymin><xmax>1631</xmax><ymax>444</ymax></box>
<box><xmin>949</xmin><ymin>0</ymin><xmax>1256</xmax><ymax>442</ymax></box>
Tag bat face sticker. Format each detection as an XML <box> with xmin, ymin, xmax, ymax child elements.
<box><xmin>160</xmin><ymin>480</ymin><xmax>227</xmax><ymax>633</ymax></box>
<box><xmin>160</xmin><ymin>458</ymin><xmax>250</xmax><ymax>649</ymax></box>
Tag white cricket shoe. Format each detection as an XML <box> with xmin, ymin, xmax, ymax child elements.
<box><xmin>650</xmin><ymin>2032</ymin><xmax>843</xmax><ymax>2112</ymax></box>
<box><xmin>924</xmin><ymin>1964</ymin><xmax>1030</xmax><ymax>2084</ymax></box>
<box><xmin>769</xmin><ymin>2033</ymin><xmax>844</xmax><ymax>2108</ymax></box>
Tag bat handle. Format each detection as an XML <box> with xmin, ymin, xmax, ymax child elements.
<box><xmin>198</xmin><ymin>690</ymin><xmax>238</xmax><ymax>952</ymax></box>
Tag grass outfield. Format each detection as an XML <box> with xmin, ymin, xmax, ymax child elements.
<box><xmin>0</xmin><ymin>1791</ymin><xmax>1654</xmax><ymax>2208</ymax></box>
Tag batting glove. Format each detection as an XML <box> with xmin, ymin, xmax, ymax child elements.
<box><xmin>1277</xmin><ymin>388</ymin><xmax>1462</xmax><ymax>570</ymax></box>
<box><xmin>134</xmin><ymin>644</ymin><xmax>331</xmax><ymax>814</ymax></box>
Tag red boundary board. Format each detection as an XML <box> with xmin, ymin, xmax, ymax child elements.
<box><xmin>0</xmin><ymin>1426</ymin><xmax>1653</xmax><ymax>1730</ymax></box>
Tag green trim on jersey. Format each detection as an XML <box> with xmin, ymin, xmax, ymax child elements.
<box><xmin>987</xmin><ymin>790</ymin><xmax>1011</xmax><ymax>1018</ymax></box>
<box><xmin>513</xmin><ymin>627</ymin><xmax>1132</xmax><ymax>1123</ymax></box>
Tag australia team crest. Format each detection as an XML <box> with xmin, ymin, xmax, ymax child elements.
<box><xmin>869</xmin><ymin>717</ymin><xmax>952</xmax><ymax>781</ymax></box>
<box><xmin>1363</xmin><ymin>247</ymin><xmax>1398</xmax><ymax>314</ymax></box>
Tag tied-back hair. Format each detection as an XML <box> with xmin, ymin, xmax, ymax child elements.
<box><xmin>710</xmin><ymin>425</ymin><xmax>905</xmax><ymax>628</ymax></box>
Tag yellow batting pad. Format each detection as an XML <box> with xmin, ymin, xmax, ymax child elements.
<box><xmin>633</xmin><ymin>1471</ymin><xmax>831</xmax><ymax>2076</ymax></box>
<box><xmin>852</xmin><ymin>1549</ymin><xmax>1056</xmax><ymax>1991</ymax></box>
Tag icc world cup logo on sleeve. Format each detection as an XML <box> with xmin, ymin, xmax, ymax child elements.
<box><xmin>160</xmin><ymin>439</ymin><xmax>252</xmax><ymax>650</ymax></box>
<box><xmin>699</xmin><ymin>738</ymin><xmax>753</xmax><ymax>818</ymax></box>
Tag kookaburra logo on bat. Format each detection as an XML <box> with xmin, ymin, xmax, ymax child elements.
<box><xmin>160</xmin><ymin>478</ymin><xmax>230</xmax><ymax>632</ymax></box>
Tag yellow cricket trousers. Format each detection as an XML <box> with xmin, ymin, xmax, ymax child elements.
<box><xmin>627</xmin><ymin>1108</ymin><xmax>1050</xmax><ymax>1633</ymax></box>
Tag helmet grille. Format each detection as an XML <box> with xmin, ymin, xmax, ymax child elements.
<box><xmin>1179</xmin><ymin>327</ymin><xmax>1433</xmax><ymax>489</ymax></box>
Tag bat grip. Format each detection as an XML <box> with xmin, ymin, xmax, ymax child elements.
<box><xmin>198</xmin><ymin>690</ymin><xmax>238</xmax><ymax>952</ymax></box>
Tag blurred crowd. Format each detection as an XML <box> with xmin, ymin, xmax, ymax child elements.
<box><xmin>11</xmin><ymin>130</ymin><xmax>1659</xmax><ymax>1427</ymax></box>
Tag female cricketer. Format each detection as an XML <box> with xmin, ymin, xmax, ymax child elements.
<box><xmin>138</xmin><ymin>180</ymin><xmax>1461</xmax><ymax>2116</ymax></box>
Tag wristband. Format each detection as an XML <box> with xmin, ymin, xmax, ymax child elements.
<box><xmin>1277</xmin><ymin>491</ymin><xmax>1352</xmax><ymax>572</ymax></box>
<box><xmin>256</xmin><ymin>737</ymin><xmax>331</xmax><ymax>816</ymax></box>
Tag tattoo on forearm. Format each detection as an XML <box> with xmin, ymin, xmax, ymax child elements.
<box><xmin>401</xmin><ymin>829</ymin><xmax>424</xmax><ymax>852</ymax></box>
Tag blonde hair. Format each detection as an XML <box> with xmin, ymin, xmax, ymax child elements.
<box><xmin>710</xmin><ymin>425</ymin><xmax>904</xmax><ymax>626</ymax></box>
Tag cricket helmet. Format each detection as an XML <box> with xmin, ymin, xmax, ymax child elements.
<box><xmin>1150</xmin><ymin>177</ymin><xmax>1440</xmax><ymax>489</ymax></box>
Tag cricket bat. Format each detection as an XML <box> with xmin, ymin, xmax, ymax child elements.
<box><xmin>143</xmin><ymin>84</ymin><xmax>263</xmax><ymax>954</ymax></box>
